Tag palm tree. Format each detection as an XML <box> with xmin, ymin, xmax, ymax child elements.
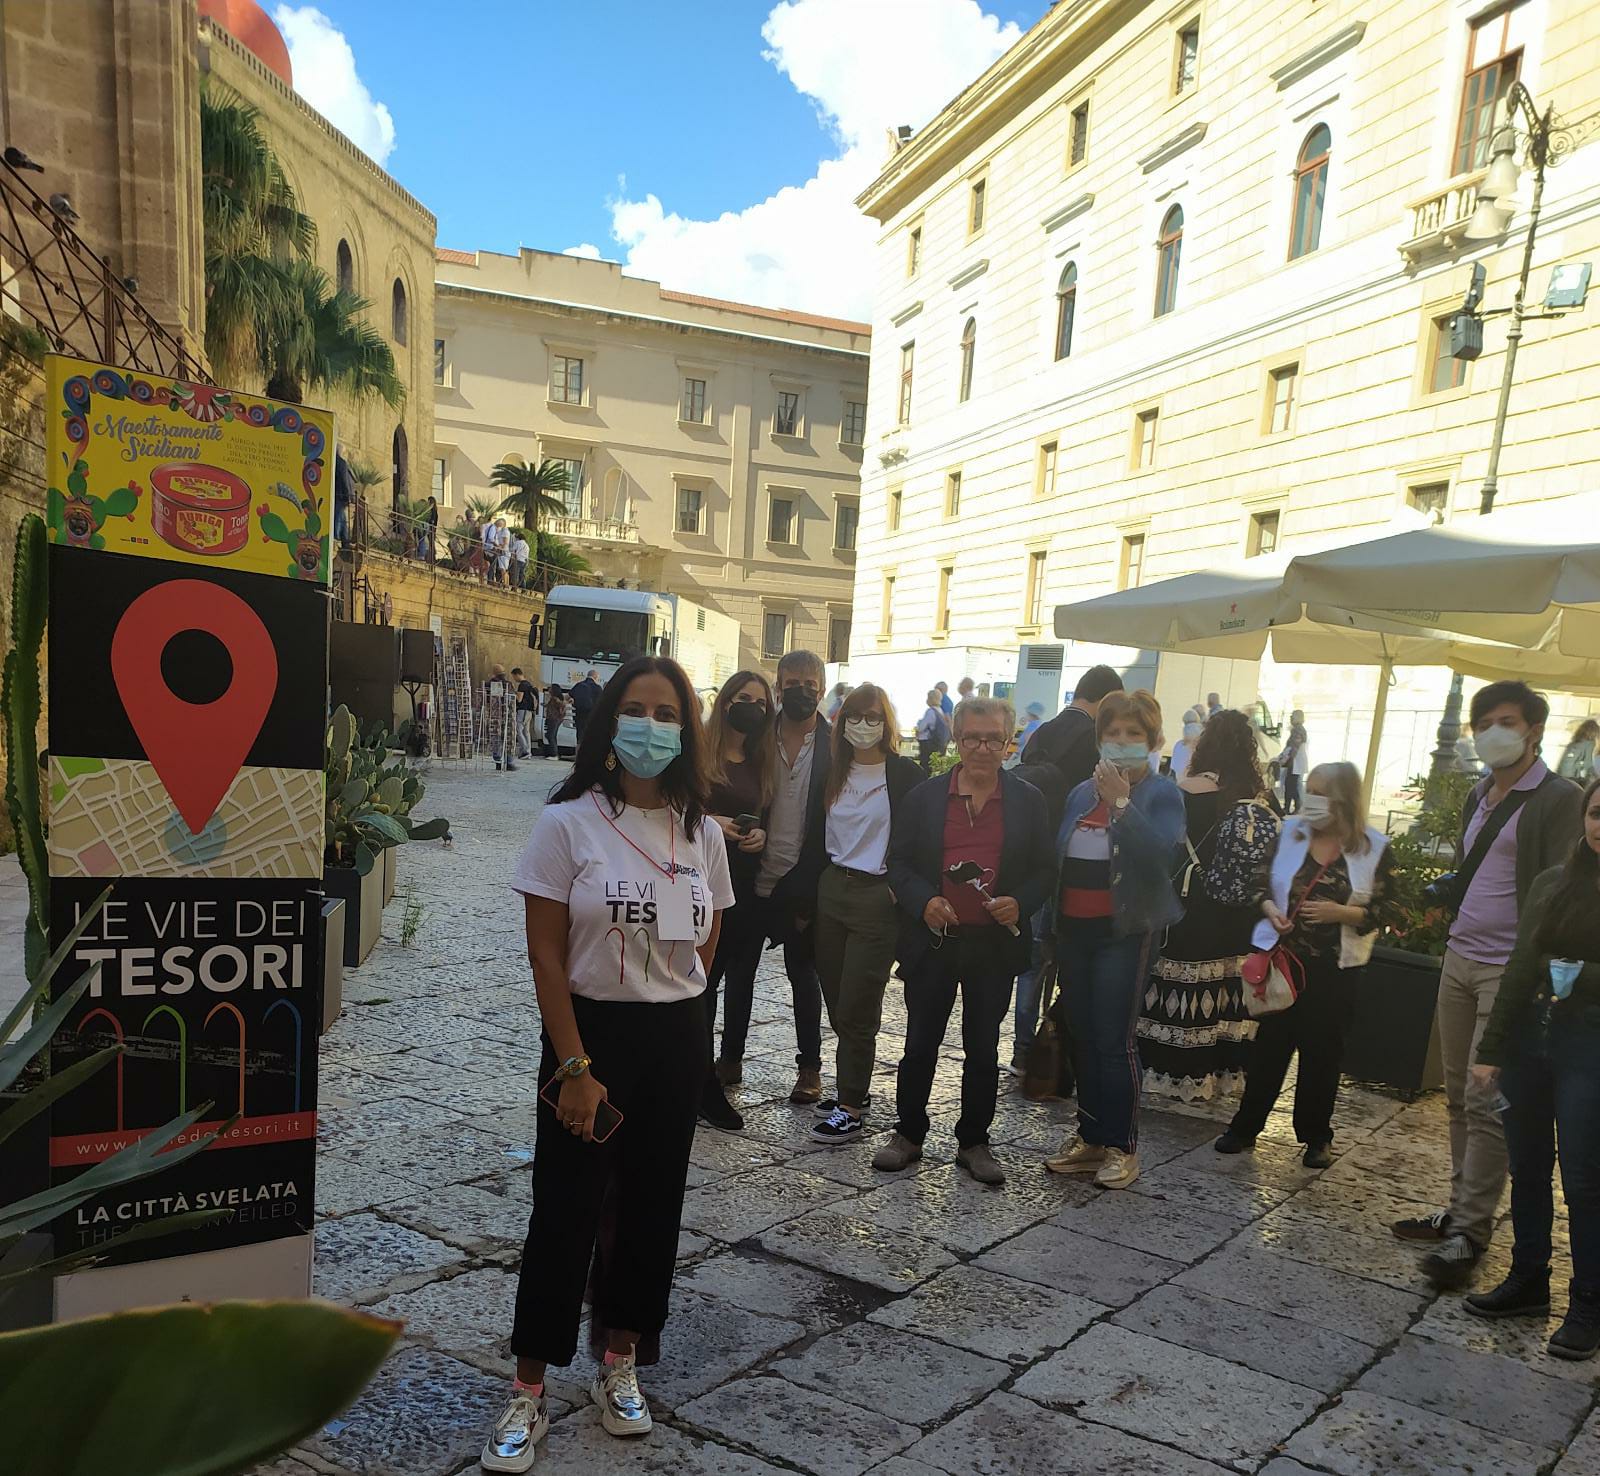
<box><xmin>530</xmin><ymin>532</ymin><xmax>592</xmax><ymax>593</ymax></box>
<box><xmin>262</xmin><ymin>261</ymin><xmax>404</xmax><ymax>410</ymax></box>
<box><xmin>489</xmin><ymin>459</ymin><xmax>570</xmax><ymax>539</ymax></box>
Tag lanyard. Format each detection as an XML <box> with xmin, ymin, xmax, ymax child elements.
<box><xmin>591</xmin><ymin>790</ymin><xmax>677</xmax><ymax>882</ymax></box>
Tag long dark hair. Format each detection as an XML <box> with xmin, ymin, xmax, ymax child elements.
<box><xmin>705</xmin><ymin>669</ymin><xmax>776</xmax><ymax>808</ymax></box>
<box><xmin>1187</xmin><ymin>708</ymin><xmax>1266</xmax><ymax>808</ymax></box>
<box><xmin>549</xmin><ymin>656</ymin><xmax>708</xmax><ymax>832</ymax></box>
<box><xmin>1536</xmin><ymin>777</ymin><xmax>1600</xmax><ymax>958</ymax></box>
<box><xmin>824</xmin><ymin>683</ymin><xmax>900</xmax><ymax>808</ymax></box>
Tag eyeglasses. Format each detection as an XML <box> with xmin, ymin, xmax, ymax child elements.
<box><xmin>957</xmin><ymin>735</ymin><xmax>1007</xmax><ymax>752</ymax></box>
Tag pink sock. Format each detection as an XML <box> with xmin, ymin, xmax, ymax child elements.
<box><xmin>513</xmin><ymin>1377</ymin><xmax>543</xmax><ymax>1396</ymax></box>
<box><xmin>603</xmin><ymin>1349</ymin><xmax>630</xmax><ymax>1366</ymax></box>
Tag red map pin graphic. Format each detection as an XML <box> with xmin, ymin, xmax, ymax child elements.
<box><xmin>109</xmin><ymin>580</ymin><xmax>279</xmax><ymax>836</ymax></box>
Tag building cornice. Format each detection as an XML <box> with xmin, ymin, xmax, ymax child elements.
<box><xmin>1042</xmin><ymin>193</ymin><xmax>1096</xmax><ymax>233</ymax></box>
<box><xmin>1138</xmin><ymin>122</ymin><xmax>1208</xmax><ymax>174</ymax></box>
<box><xmin>947</xmin><ymin>259</ymin><xmax>989</xmax><ymax>291</ymax></box>
<box><xmin>1271</xmin><ymin>21</ymin><xmax>1367</xmax><ymax>90</ymax></box>
<box><xmin>890</xmin><ymin>299</ymin><xmax>925</xmax><ymax>326</ymax></box>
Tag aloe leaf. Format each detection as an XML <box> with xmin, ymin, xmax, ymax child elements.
<box><xmin>0</xmin><ymin>1207</ymin><xmax>231</xmax><ymax>1287</ymax></box>
<box><xmin>0</xmin><ymin>1044</ymin><xmax>120</xmax><ymax>1149</ymax></box>
<box><xmin>403</xmin><ymin>816</ymin><xmax>451</xmax><ymax>841</ymax></box>
<box><xmin>0</xmin><ymin>886</ymin><xmax>113</xmax><ymax>1045</ymax></box>
<box><xmin>0</xmin><ymin>969</ymin><xmax>97</xmax><ymax>1095</ymax></box>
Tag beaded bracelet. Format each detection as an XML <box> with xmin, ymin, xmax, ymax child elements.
<box><xmin>553</xmin><ymin>1054</ymin><xmax>591</xmax><ymax>1082</ymax></box>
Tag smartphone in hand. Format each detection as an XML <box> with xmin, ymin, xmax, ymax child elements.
<box><xmin>734</xmin><ymin>813</ymin><xmax>760</xmax><ymax>836</ymax></box>
<box><xmin>539</xmin><ymin>1079</ymin><xmax>624</xmax><ymax>1142</ymax></box>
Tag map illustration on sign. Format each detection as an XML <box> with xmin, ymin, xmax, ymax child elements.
<box><xmin>44</xmin><ymin>355</ymin><xmax>334</xmax><ymax>584</ymax></box>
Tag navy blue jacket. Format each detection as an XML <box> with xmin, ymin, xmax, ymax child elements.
<box><xmin>887</xmin><ymin>767</ymin><xmax>1055</xmax><ymax>975</ymax></box>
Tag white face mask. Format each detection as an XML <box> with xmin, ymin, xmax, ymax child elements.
<box><xmin>1299</xmin><ymin>793</ymin><xmax>1335</xmax><ymax>829</ymax></box>
<box><xmin>1475</xmin><ymin>724</ymin><xmax>1529</xmax><ymax>771</ymax></box>
<box><xmin>844</xmin><ymin>718</ymin><xmax>884</xmax><ymax>751</ymax></box>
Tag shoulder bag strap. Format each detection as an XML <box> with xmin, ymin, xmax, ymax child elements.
<box><xmin>1455</xmin><ymin>780</ymin><xmax>1540</xmax><ymax>898</ymax></box>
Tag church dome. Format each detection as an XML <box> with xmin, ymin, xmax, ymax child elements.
<box><xmin>200</xmin><ymin>0</ymin><xmax>293</xmax><ymax>87</ymax></box>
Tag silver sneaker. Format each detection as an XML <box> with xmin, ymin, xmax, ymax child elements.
<box><xmin>480</xmin><ymin>1389</ymin><xmax>548</xmax><ymax>1472</ymax></box>
<box><xmin>592</xmin><ymin>1352</ymin><xmax>653</xmax><ymax>1438</ymax></box>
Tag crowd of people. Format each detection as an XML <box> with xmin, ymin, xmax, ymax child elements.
<box><xmin>481</xmin><ymin>652</ymin><xmax>1600</xmax><ymax>1468</ymax></box>
<box><xmin>478</xmin><ymin>666</ymin><xmax>604</xmax><ymax>770</ymax></box>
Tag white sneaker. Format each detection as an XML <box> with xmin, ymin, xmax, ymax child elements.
<box><xmin>480</xmin><ymin>1388</ymin><xmax>549</xmax><ymax>1472</ymax></box>
<box><xmin>1095</xmin><ymin>1147</ymin><xmax>1141</xmax><ymax>1189</ymax></box>
<box><xmin>592</xmin><ymin>1352</ymin><xmax>653</xmax><ymax>1438</ymax></box>
<box><xmin>1044</xmin><ymin>1132</ymin><xmax>1105</xmax><ymax>1175</ymax></box>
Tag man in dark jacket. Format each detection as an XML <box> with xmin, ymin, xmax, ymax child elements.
<box><xmin>569</xmin><ymin>670</ymin><xmax>602</xmax><ymax>744</ymax></box>
<box><xmin>873</xmin><ymin>698</ymin><xmax>1054</xmax><ymax>1185</ymax></box>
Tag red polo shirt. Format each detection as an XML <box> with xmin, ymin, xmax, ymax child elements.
<box><xmin>941</xmin><ymin>767</ymin><xmax>1007</xmax><ymax>926</ymax></box>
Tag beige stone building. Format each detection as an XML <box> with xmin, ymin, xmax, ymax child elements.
<box><xmin>850</xmin><ymin>0</ymin><xmax>1600</xmax><ymax>794</ymax></box>
<box><xmin>434</xmin><ymin>248</ymin><xmax>869</xmax><ymax>670</ymax></box>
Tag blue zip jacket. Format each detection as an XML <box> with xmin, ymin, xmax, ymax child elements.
<box><xmin>1055</xmin><ymin>772</ymin><xmax>1186</xmax><ymax>939</ymax></box>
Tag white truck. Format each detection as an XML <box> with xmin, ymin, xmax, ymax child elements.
<box><xmin>539</xmin><ymin>585</ymin><xmax>741</xmax><ymax>748</ymax></box>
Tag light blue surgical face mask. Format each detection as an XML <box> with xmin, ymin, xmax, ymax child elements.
<box><xmin>1101</xmin><ymin>741</ymin><xmax>1150</xmax><ymax>769</ymax></box>
<box><xmin>1550</xmin><ymin>958</ymin><xmax>1583</xmax><ymax>1000</ymax></box>
<box><xmin>612</xmin><ymin>715</ymin><xmax>682</xmax><ymax>778</ymax></box>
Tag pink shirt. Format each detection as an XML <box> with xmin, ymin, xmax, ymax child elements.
<box><xmin>1449</xmin><ymin>759</ymin><xmax>1548</xmax><ymax>967</ymax></box>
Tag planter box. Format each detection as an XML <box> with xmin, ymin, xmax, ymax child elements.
<box><xmin>320</xmin><ymin>897</ymin><xmax>345</xmax><ymax>1034</ymax></box>
<box><xmin>382</xmin><ymin>845</ymin><xmax>397</xmax><ymax>907</ymax></box>
<box><xmin>322</xmin><ymin>866</ymin><xmax>382</xmax><ymax>968</ymax></box>
<box><xmin>1344</xmin><ymin>944</ymin><xmax>1445</xmax><ymax>1097</ymax></box>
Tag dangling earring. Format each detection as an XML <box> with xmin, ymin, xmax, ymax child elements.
<box><xmin>605</xmin><ymin>749</ymin><xmax>618</xmax><ymax>771</ymax></box>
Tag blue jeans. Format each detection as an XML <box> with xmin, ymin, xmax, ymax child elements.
<box><xmin>1057</xmin><ymin>916</ymin><xmax>1154</xmax><ymax>1152</ymax></box>
<box><xmin>1502</xmin><ymin>1001</ymin><xmax>1600</xmax><ymax>1303</ymax></box>
<box><xmin>1010</xmin><ymin>904</ymin><xmax>1052</xmax><ymax>1064</ymax></box>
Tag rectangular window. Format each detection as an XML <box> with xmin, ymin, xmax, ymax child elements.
<box><xmin>551</xmin><ymin>354</ymin><xmax>584</xmax><ymax>404</ymax></box>
<box><xmin>944</xmin><ymin>470</ymin><xmax>962</xmax><ymax>518</ymax></box>
<box><xmin>842</xmin><ymin>399</ymin><xmax>866</xmax><ymax>446</ymax></box>
<box><xmin>968</xmin><ymin>178</ymin><xmax>987</xmax><ymax>235</ymax></box>
<box><xmin>835</xmin><ymin>500</ymin><xmax>859</xmax><ymax>551</ymax></box>
<box><xmin>1174</xmin><ymin>22</ymin><xmax>1200</xmax><ymax>94</ymax></box>
<box><xmin>553</xmin><ymin>457</ymin><xmax>584</xmax><ymax>518</ymax></box>
<box><xmin>768</xmin><ymin>495</ymin><xmax>795</xmax><ymax>544</ymax></box>
<box><xmin>907</xmin><ymin>224</ymin><xmax>922</xmax><ymax>278</ymax></box>
<box><xmin>1266</xmin><ymin>363</ymin><xmax>1299</xmax><ymax>434</ymax></box>
<box><xmin>433</xmin><ymin>338</ymin><xmax>446</xmax><ymax>384</ymax></box>
<box><xmin>675</xmin><ymin>485</ymin><xmax>703</xmax><ymax>535</ymax></box>
<box><xmin>774</xmin><ymin>390</ymin><xmax>801</xmax><ymax>437</ymax></box>
<box><xmin>1428</xmin><ymin>314</ymin><xmax>1468</xmax><ymax>394</ymax></box>
<box><xmin>935</xmin><ymin>566</ymin><xmax>952</xmax><ymax>635</ymax></box>
<box><xmin>431</xmin><ymin>457</ymin><xmax>446</xmax><ymax>502</ymax></box>
<box><xmin>887</xmin><ymin>488</ymin><xmax>902</xmax><ymax>532</ymax></box>
<box><xmin>1409</xmin><ymin>481</ymin><xmax>1450</xmax><ymax>517</ymax></box>
<box><xmin>1247</xmin><ymin>509</ymin><xmax>1281</xmax><ymax>558</ymax></box>
<box><xmin>828</xmin><ymin>615</ymin><xmax>852</xmax><ymax>665</ymax></box>
<box><xmin>1024</xmin><ymin>550</ymin><xmax>1047</xmax><ymax>627</ymax></box>
<box><xmin>1133</xmin><ymin>408</ymin><xmax>1159</xmax><ymax>469</ymax></box>
<box><xmin>880</xmin><ymin>575</ymin><xmax>895</xmax><ymax>637</ymax></box>
<box><xmin>898</xmin><ymin>343</ymin><xmax>915</xmax><ymax>424</ymax></box>
<box><xmin>1037</xmin><ymin>440</ymin><xmax>1058</xmax><ymax>497</ymax></box>
<box><xmin>681</xmin><ymin>376</ymin><xmax>707</xmax><ymax>423</ymax></box>
<box><xmin>1119</xmin><ymin>533</ymin><xmax>1146</xmax><ymax>590</ymax></box>
<box><xmin>1456</xmin><ymin>3</ymin><xmax>1527</xmax><ymax>176</ymax></box>
<box><xmin>762</xmin><ymin>611</ymin><xmax>790</xmax><ymax>661</ymax></box>
<box><xmin>1069</xmin><ymin>101</ymin><xmax>1090</xmax><ymax>167</ymax></box>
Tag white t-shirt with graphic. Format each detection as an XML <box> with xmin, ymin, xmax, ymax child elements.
<box><xmin>825</xmin><ymin>763</ymin><xmax>891</xmax><ymax>874</ymax></box>
<box><xmin>511</xmin><ymin>789</ymin><xmax>735</xmax><ymax>1003</ymax></box>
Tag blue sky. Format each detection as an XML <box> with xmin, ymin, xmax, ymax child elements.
<box><xmin>272</xmin><ymin>1</ymin><xmax>1050</xmax><ymax>317</ymax></box>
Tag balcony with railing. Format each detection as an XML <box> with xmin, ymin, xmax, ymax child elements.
<box><xmin>1400</xmin><ymin>170</ymin><xmax>1487</xmax><ymax>261</ymax></box>
<box><xmin>544</xmin><ymin>513</ymin><xmax>642</xmax><ymax>545</ymax></box>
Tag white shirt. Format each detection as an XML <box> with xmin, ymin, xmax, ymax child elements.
<box><xmin>825</xmin><ymin>763</ymin><xmax>891</xmax><ymax>874</ymax></box>
<box><xmin>1170</xmin><ymin>739</ymin><xmax>1193</xmax><ymax>779</ymax></box>
<box><xmin>756</xmin><ymin>724</ymin><xmax>816</xmax><ymax>897</ymax></box>
<box><xmin>511</xmin><ymin>790</ymin><xmax>734</xmax><ymax>1002</ymax></box>
<box><xmin>511</xmin><ymin>536</ymin><xmax>530</xmax><ymax>563</ymax></box>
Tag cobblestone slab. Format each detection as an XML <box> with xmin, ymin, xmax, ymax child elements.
<box><xmin>1164</xmin><ymin>1138</ymin><xmax>1320</xmax><ymax>1188</ymax></box>
<box><xmin>903</xmin><ymin>1389</ymin><xmax>1237</xmax><ymax>1476</ymax></box>
<box><xmin>310</xmin><ymin>1212</ymin><xmax>465</xmax><ymax>1305</ymax></box>
<box><xmin>541</xmin><ymin>1407</ymin><xmax>793</xmax><ymax>1472</ymax></box>
<box><xmin>1013</xmin><ymin>1323</ymin><xmax>1321</xmax><ymax>1465</ymax></box>
<box><xmin>1410</xmin><ymin>1290</ymin><xmax>1600</xmax><ymax>1385</ymax></box>
<box><xmin>678</xmin><ymin>1374</ymin><xmax>920</xmax><ymax>1476</ymax></box>
<box><xmin>1053</xmin><ymin>1188</ymin><xmax>1242</xmax><ymax>1262</ymax></box>
<box><xmin>867</xmin><ymin>1263</ymin><xmax>1105</xmax><ymax>1364</ymax></box>
<box><xmin>1355</xmin><ymin>1334</ymin><xmax>1591</xmax><ymax>1449</ymax></box>
<box><xmin>1112</xmin><ymin>1284</ymin><xmax>1376</xmax><ymax>1394</ymax></box>
<box><xmin>336</xmin><ymin>1119</ymin><xmax>521</xmax><ymax>1189</ymax></box>
<box><xmin>316</xmin><ymin>1093</ymin><xmax>469</xmax><ymax>1152</ymax></box>
<box><xmin>846</xmin><ymin>1158</ymin><xmax>1068</xmax><ymax>1253</ymax></box>
<box><xmin>368</xmin><ymin>1265</ymin><xmax>520</xmax><ymax>1363</ymax></box>
<box><xmin>680</xmin><ymin>1165</ymin><xmax>856</xmax><ymax>1242</ymax></box>
<box><xmin>774</xmin><ymin>1320</ymin><xmax>1010</xmax><ymax>1427</ymax></box>
<box><xmin>1120</xmin><ymin>1162</ymin><xmax>1295</xmax><ymax>1223</ymax></box>
<box><xmin>1239</xmin><ymin>1210</ymin><xmax>1435</xmax><ymax>1292</ymax></box>
<box><xmin>314</xmin><ymin>1152</ymin><xmax>427</xmax><ymax>1218</ymax></box>
<box><xmin>382</xmin><ymin>1174</ymin><xmax>531</xmax><ymax>1252</ymax></box>
<box><xmin>676</xmin><ymin>1250</ymin><xmax>877</xmax><ymax>1333</ymax></box>
<box><xmin>1555</xmin><ymin>1404</ymin><xmax>1600</xmax><ymax>1475</ymax></box>
<box><xmin>1283</xmin><ymin>1389</ymin><xmax>1549</xmax><ymax>1475</ymax></box>
<box><xmin>1175</xmin><ymin>1242</ymin><xmax>1426</xmax><ymax>1343</ymax></box>
<box><xmin>688</xmin><ymin>1131</ymin><xmax>788</xmax><ymax>1179</ymax></box>
<box><xmin>758</xmin><ymin>1210</ymin><xmax>957</xmax><ymax>1293</ymax></box>
<box><xmin>973</xmin><ymin>1223</ymin><xmax>1182</xmax><ymax>1307</ymax></box>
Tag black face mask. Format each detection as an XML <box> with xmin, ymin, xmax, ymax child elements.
<box><xmin>780</xmin><ymin>686</ymin><xmax>819</xmax><ymax>721</ymax></box>
<box><xmin>726</xmin><ymin>702</ymin><xmax>769</xmax><ymax>735</ymax></box>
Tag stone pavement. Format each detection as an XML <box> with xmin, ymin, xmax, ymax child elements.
<box><xmin>270</xmin><ymin>759</ymin><xmax>1600</xmax><ymax>1476</ymax></box>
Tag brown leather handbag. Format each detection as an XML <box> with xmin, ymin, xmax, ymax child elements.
<box><xmin>1023</xmin><ymin>961</ymin><xmax>1071</xmax><ymax>1101</ymax></box>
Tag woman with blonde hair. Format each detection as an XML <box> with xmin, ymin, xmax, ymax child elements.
<box><xmin>1215</xmin><ymin>760</ymin><xmax>1397</xmax><ymax>1169</ymax></box>
<box><xmin>795</xmin><ymin>682</ymin><xmax>922</xmax><ymax>1144</ymax></box>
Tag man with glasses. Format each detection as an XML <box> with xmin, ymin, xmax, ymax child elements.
<box><xmin>873</xmin><ymin>698</ymin><xmax>1053</xmax><ymax>1184</ymax></box>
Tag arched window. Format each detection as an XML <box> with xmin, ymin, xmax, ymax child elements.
<box><xmin>336</xmin><ymin>239</ymin><xmax>353</xmax><ymax>294</ymax></box>
<box><xmin>1289</xmin><ymin>124</ymin><xmax>1331</xmax><ymax>260</ymax></box>
<box><xmin>958</xmin><ymin>316</ymin><xmax>976</xmax><ymax>403</ymax></box>
<box><xmin>1154</xmin><ymin>205</ymin><xmax>1183</xmax><ymax>317</ymax></box>
<box><xmin>1054</xmin><ymin>262</ymin><xmax>1077</xmax><ymax>360</ymax></box>
<box><xmin>391</xmin><ymin>425</ymin><xmax>408</xmax><ymax>504</ymax></box>
<box><xmin>391</xmin><ymin>278</ymin><xmax>408</xmax><ymax>345</ymax></box>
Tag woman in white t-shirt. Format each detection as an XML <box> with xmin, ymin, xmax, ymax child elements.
<box><xmin>484</xmin><ymin>656</ymin><xmax>733</xmax><ymax>1471</ymax></box>
<box><xmin>796</xmin><ymin>683</ymin><xmax>923</xmax><ymax>1146</ymax></box>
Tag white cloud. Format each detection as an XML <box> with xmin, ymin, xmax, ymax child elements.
<box><xmin>563</xmin><ymin>243</ymin><xmax>604</xmax><ymax>260</ymax></box>
<box><xmin>274</xmin><ymin>5</ymin><xmax>396</xmax><ymax>166</ymax></box>
<box><xmin>602</xmin><ymin>0</ymin><xmax>1022</xmax><ymax>319</ymax></box>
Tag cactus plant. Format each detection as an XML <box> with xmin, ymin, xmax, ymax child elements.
<box><xmin>4</xmin><ymin>514</ymin><xmax>48</xmax><ymax>981</ymax></box>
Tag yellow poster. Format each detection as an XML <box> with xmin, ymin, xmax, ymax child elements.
<box><xmin>45</xmin><ymin>354</ymin><xmax>336</xmax><ymax>585</ymax></box>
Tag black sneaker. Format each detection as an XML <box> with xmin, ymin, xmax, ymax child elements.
<box><xmin>1549</xmin><ymin>1301</ymin><xmax>1600</xmax><ymax>1360</ymax></box>
<box><xmin>809</xmin><ymin>1106</ymin><xmax>863</xmax><ymax>1145</ymax></box>
<box><xmin>1465</xmin><ymin>1268</ymin><xmax>1552</xmax><ymax>1319</ymax></box>
<box><xmin>697</xmin><ymin>1086</ymin><xmax>743</xmax><ymax>1133</ymax></box>
<box><xmin>1214</xmin><ymin>1130</ymin><xmax>1256</xmax><ymax>1155</ymax></box>
<box><xmin>1303</xmin><ymin>1142</ymin><xmax>1333</xmax><ymax>1170</ymax></box>
<box><xmin>1422</xmin><ymin>1232</ymin><xmax>1482</xmax><ymax>1290</ymax></box>
<box><xmin>1393</xmin><ymin>1211</ymin><xmax>1451</xmax><ymax>1243</ymax></box>
<box><xmin>813</xmin><ymin>1094</ymin><xmax>872</xmax><ymax>1118</ymax></box>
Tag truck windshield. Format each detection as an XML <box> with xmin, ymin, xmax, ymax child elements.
<box><xmin>543</xmin><ymin>606</ymin><xmax>649</xmax><ymax>664</ymax></box>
